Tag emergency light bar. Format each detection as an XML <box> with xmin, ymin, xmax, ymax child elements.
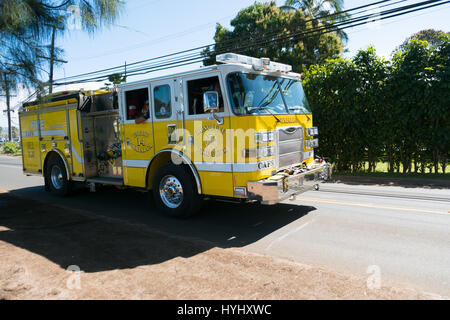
<box><xmin>216</xmin><ymin>53</ymin><xmax>292</xmax><ymax>73</ymax></box>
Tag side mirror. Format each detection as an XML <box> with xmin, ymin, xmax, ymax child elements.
<box><xmin>203</xmin><ymin>91</ymin><xmax>220</xmax><ymax>113</ymax></box>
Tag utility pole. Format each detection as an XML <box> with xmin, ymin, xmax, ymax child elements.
<box><xmin>1</xmin><ymin>73</ymin><xmax>14</xmax><ymax>141</ymax></box>
<box><xmin>49</xmin><ymin>26</ymin><xmax>57</xmax><ymax>94</ymax></box>
<box><xmin>5</xmin><ymin>74</ymin><xmax>12</xmax><ymax>142</ymax></box>
<box><xmin>37</xmin><ymin>25</ymin><xmax>67</xmax><ymax>94</ymax></box>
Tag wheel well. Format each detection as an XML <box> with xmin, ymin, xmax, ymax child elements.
<box><xmin>145</xmin><ymin>151</ymin><xmax>202</xmax><ymax>194</ymax></box>
<box><xmin>43</xmin><ymin>151</ymin><xmax>70</xmax><ymax>180</ymax></box>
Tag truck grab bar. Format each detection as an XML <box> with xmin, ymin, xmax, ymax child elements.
<box><xmin>76</xmin><ymin>110</ymin><xmax>83</xmax><ymax>143</ymax></box>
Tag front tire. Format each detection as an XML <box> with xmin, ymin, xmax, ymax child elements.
<box><xmin>45</xmin><ymin>156</ymin><xmax>71</xmax><ymax>196</ymax></box>
<box><xmin>153</xmin><ymin>162</ymin><xmax>203</xmax><ymax>218</ymax></box>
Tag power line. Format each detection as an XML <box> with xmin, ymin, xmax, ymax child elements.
<box><xmin>73</xmin><ymin>14</ymin><xmax>236</xmax><ymax>61</ymax></box>
<box><xmin>53</xmin><ymin>0</ymin><xmax>449</xmax><ymax>86</ymax></box>
<box><xmin>129</xmin><ymin>0</ymin><xmax>450</xmax><ymax>75</ymax></box>
<box><xmin>64</xmin><ymin>0</ymin><xmax>428</xmax><ymax>82</ymax></box>
<box><xmin>55</xmin><ymin>0</ymin><xmax>399</xmax><ymax>84</ymax></box>
<box><xmin>346</xmin><ymin>2</ymin><xmax>450</xmax><ymax>38</ymax></box>
<box><xmin>74</xmin><ymin>0</ymin><xmax>401</xmax><ymax>62</ymax></box>
<box><xmin>175</xmin><ymin>0</ymin><xmax>448</xmax><ymax>59</ymax></box>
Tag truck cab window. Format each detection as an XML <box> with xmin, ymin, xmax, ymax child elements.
<box><xmin>126</xmin><ymin>88</ymin><xmax>149</xmax><ymax>120</ymax></box>
<box><xmin>154</xmin><ymin>85</ymin><xmax>172</xmax><ymax>119</ymax></box>
<box><xmin>187</xmin><ymin>76</ymin><xmax>224</xmax><ymax>115</ymax></box>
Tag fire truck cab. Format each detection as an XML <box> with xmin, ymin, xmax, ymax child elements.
<box><xmin>19</xmin><ymin>53</ymin><xmax>331</xmax><ymax>217</ymax></box>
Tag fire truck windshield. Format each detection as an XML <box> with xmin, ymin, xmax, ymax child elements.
<box><xmin>226</xmin><ymin>72</ymin><xmax>311</xmax><ymax>116</ymax></box>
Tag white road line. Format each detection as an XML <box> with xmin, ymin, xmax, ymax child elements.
<box><xmin>297</xmin><ymin>197</ymin><xmax>450</xmax><ymax>215</ymax></box>
<box><xmin>0</xmin><ymin>164</ymin><xmax>21</xmax><ymax>169</ymax></box>
<box><xmin>319</xmin><ymin>187</ymin><xmax>450</xmax><ymax>203</ymax></box>
<box><xmin>266</xmin><ymin>220</ymin><xmax>313</xmax><ymax>251</ymax></box>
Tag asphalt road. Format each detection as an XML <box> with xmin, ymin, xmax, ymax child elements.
<box><xmin>1</xmin><ymin>155</ymin><xmax>449</xmax><ymax>297</ymax></box>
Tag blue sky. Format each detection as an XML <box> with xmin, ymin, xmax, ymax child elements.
<box><xmin>1</xmin><ymin>0</ymin><xmax>450</xmax><ymax>128</ymax></box>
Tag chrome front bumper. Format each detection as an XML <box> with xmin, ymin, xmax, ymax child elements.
<box><xmin>247</xmin><ymin>163</ymin><xmax>331</xmax><ymax>205</ymax></box>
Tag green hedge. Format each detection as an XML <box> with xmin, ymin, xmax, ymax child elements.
<box><xmin>302</xmin><ymin>36</ymin><xmax>450</xmax><ymax>174</ymax></box>
<box><xmin>1</xmin><ymin>141</ymin><xmax>20</xmax><ymax>155</ymax></box>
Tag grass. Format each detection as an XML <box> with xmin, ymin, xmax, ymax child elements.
<box><xmin>334</xmin><ymin>162</ymin><xmax>450</xmax><ymax>180</ymax></box>
<box><xmin>334</xmin><ymin>171</ymin><xmax>450</xmax><ymax>180</ymax></box>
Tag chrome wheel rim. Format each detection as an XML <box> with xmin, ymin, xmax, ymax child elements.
<box><xmin>159</xmin><ymin>175</ymin><xmax>183</xmax><ymax>209</ymax></box>
<box><xmin>51</xmin><ymin>166</ymin><xmax>64</xmax><ymax>190</ymax></box>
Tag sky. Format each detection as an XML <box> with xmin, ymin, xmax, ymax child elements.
<box><xmin>1</xmin><ymin>0</ymin><xmax>450</xmax><ymax>129</ymax></box>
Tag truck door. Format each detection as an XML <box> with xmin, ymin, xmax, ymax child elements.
<box><xmin>120</xmin><ymin>84</ymin><xmax>154</xmax><ymax>187</ymax></box>
<box><xmin>182</xmin><ymin>73</ymin><xmax>234</xmax><ymax>198</ymax></box>
<box><xmin>150</xmin><ymin>79</ymin><xmax>176</xmax><ymax>153</ymax></box>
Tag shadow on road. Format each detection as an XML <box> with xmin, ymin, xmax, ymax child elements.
<box><xmin>0</xmin><ymin>186</ymin><xmax>315</xmax><ymax>273</ymax></box>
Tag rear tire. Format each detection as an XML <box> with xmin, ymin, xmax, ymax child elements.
<box><xmin>45</xmin><ymin>156</ymin><xmax>71</xmax><ymax>196</ymax></box>
<box><xmin>153</xmin><ymin>162</ymin><xmax>203</xmax><ymax>218</ymax></box>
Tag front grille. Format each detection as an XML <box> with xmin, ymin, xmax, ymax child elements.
<box><xmin>277</xmin><ymin>126</ymin><xmax>303</xmax><ymax>168</ymax></box>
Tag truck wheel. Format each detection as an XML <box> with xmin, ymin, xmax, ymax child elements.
<box><xmin>46</xmin><ymin>156</ymin><xmax>71</xmax><ymax>196</ymax></box>
<box><xmin>153</xmin><ymin>162</ymin><xmax>203</xmax><ymax>218</ymax></box>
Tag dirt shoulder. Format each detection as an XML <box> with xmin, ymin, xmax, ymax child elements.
<box><xmin>0</xmin><ymin>191</ymin><xmax>442</xmax><ymax>300</ymax></box>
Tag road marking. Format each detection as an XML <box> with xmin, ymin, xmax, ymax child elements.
<box><xmin>297</xmin><ymin>197</ymin><xmax>449</xmax><ymax>215</ymax></box>
<box><xmin>0</xmin><ymin>164</ymin><xmax>21</xmax><ymax>169</ymax></box>
<box><xmin>319</xmin><ymin>187</ymin><xmax>450</xmax><ymax>203</ymax></box>
<box><xmin>266</xmin><ymin>220</ymin><xmax>313</xmax><ymax>251</ymax></box>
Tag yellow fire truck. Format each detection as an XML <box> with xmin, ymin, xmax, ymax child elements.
<box><xmin>19</xmin><ymin>53</ymin><xmax>331</xmax><ymax>217</ymax></box>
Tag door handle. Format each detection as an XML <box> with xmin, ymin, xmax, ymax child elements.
<box><xmin>209</xmin><ymin>112</ymin><xmax>224</xmax><ymax>125</ymax></box>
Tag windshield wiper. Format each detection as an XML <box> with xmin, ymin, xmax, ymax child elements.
<box><xmin>249</xmin><ymin>106</ymin><xmax>281</xmax><ymax>123</ymax></box>
<box><xmin>289</xmin><ymin>106</ymin><xmax>311</xmax><ymax>121</ymax></box>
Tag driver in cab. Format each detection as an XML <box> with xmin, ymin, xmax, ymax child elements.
<box><xmin>135</xmin><ymin>100</ymin><xmax>150</xmax><ymax>124</ymax></box>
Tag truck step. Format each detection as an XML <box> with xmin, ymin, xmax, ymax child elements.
<box><xmin>86</xmin><ymin>177</ymin><xmax>124</xmax><ymax>186</ymax></box>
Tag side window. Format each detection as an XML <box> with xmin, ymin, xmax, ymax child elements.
<box><xmin>154</xmin><ymin>85</ymin><xmax>172</xmax><ymax>119</ymax></box>
<box><xmin>125</xmin><ymin>88</ymin><xmax>149</xmax><ymax>120</ymax></box>
<box><xmin>187</xmin><ymin>76</ymin><xmax>224</xmax><ymax>115</ymax></box>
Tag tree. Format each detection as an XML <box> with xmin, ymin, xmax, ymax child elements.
<box><xmin>202</xmin><ymin>2</ymin><xmax>343</xmax><ymax>73</ymax></box>
<box><xmin>105</xmin><ymin>73</ymin><xmax>127</xmax><ymax>87</ymax></box>
<box><xmin>427</xmin><ymin>34</ymin><xmax>450</xmax><ymax>174</ymax></box>
<box><xmin>351</xmin><ymin>47</ymin><xmax>390</xmax><ymax>173</ymax></box>
<box><xmin>11</xmin><ymin>126</ymin><xmax>19</xmax><ymax>139</ymax></box>
<box><xmin>284</xmin><ymin>0</ymin><xmax>345</xmax><ymax>16</ymax></box>
<box><xmin>0</xmin><ymin>0</ymin><xmax>122</xmax><ymax>92</ymax></box>
<box><xmin>396</xmin><ymin>29</ymin><xmax>449</xmax><ymax>52</ymax></box>
<box><xmin>302</xmin><ymin>47</ymin><xmax>389</xmax><ymax>172</ymax></box>
<box><xmin>282</xmin><ymin>0</ymin><xmax>349</xmax><ymax>42</ymax></box>
<box><xmin>389</xmin><ymin>40</ymin><xmax>436</xmax><ymax>173</ymax></box>
<box><xmin>303</xmin><ymin>37</ymin><xmax>449</xmax><ymax>174</ymax></box>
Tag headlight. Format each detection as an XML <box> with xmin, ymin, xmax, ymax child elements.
<box><xmin>305</xmin><ymin>138</ymin><xmax>319</xmax><ymax>149</ymax></box>
<box><xmin>242</xmin><ymin>146</ymin><xmax>275</xmax><ymax>158</ymax></box>
<box><xmin>307</xmin><ymin>127</ymin><xmax>319</xmax><ymax>137</ymax></box>
<box><xmin>258</xmin><ymin>146</ymin><xmax>275</xmax><ymax>158</ymax></box>
<box><xmin>255</xmin><ymin>131</ymin><xmax>275</xmax><ymax>143</ymax></box>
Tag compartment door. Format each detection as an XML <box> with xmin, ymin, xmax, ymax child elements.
<box><xmin>120</xmin><ymin>85</ymin><xmax>154</xmax><ymax>187</ymax></box>
<box><xmin>20</xmin><ymin>114</ymin><xmax>42</xmax><ymax>173</ymax></box>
